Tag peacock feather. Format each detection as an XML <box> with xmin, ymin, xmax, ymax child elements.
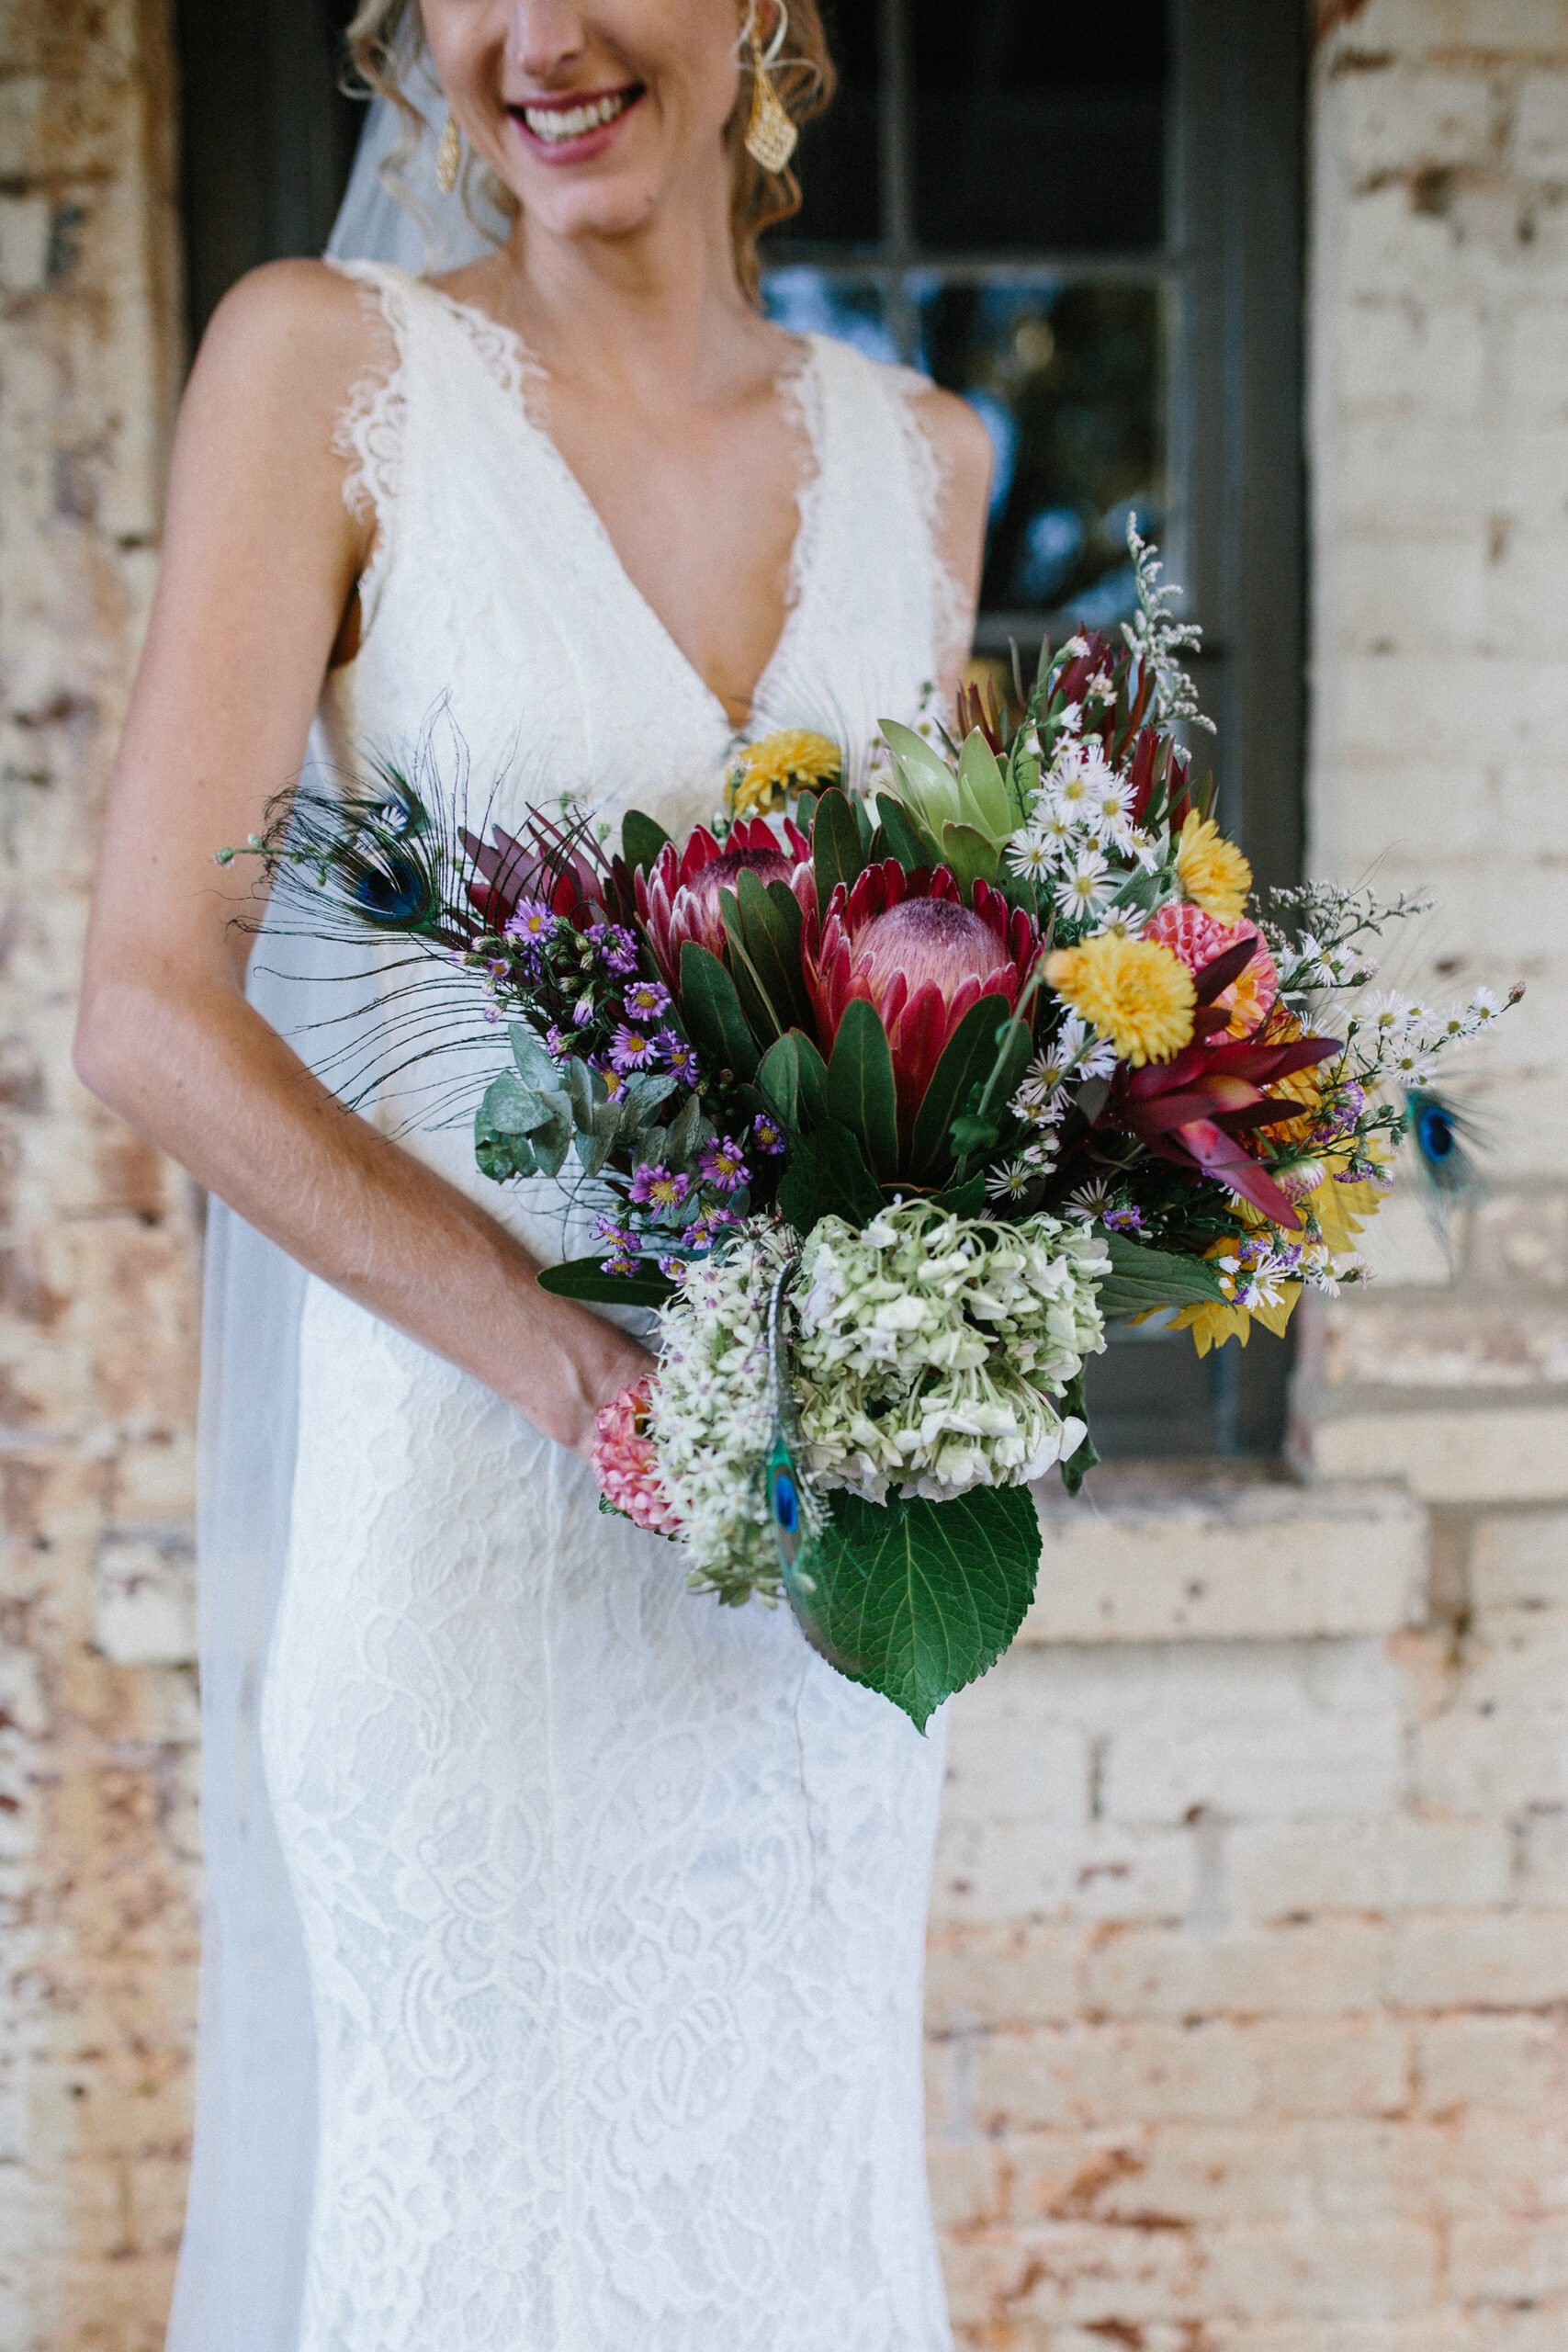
<box><xmin>762</xmin><ymin>1255</ymin><xmax>824</xmax><ymax>1587</ymax></box>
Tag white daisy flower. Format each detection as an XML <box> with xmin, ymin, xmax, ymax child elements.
<box><xmin>1362</xmin><ymin>989</ymin><xmax>1418</xmax><ymax>1035</ymax></box>
<box><xmin>985</xmin><ymin>1159</ymin><xmax>1036</xmax><ymax>1203</ymax></box>
<box><xmin>1063</xmin><ymin>1177</ymin><xmax>1115</xmax><ymax>1222</ymax></box>
<box><xmin>1087</xmin><ymin>771</ymin><xmax>1136</xmax><ymax>849</ymax></box>
<box><xmin>1055</xmin><ymin>851</ymin><xmax>1112</xmax><ymax>921</ymax></box>
<box><xmin>1005</xmin><ymin>830</ymin><xmax>1056</xmax><ymax>880</ymax></box>
<box><xmin>1469</xmin><ymin>986</ymin><xmax>1506</xmax><ymax>1023</ymax></box>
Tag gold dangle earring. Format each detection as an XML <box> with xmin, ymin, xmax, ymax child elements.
<box><xmin>436</xmin><ymin>112</ymin><xmax>462</xmax><ymax>196</ymax></box>
<box><xmin>743</xmin><ymin>1</ymin><xmax>799</xmax><ymax>174</ymax></box>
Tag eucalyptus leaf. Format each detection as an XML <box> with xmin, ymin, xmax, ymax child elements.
<box><xmin>825</xmin><ymin>999</ymin><xmax>899</xmax><ymax>1181</ymax></box>
<box><xmin>1097</xmin><ymin>1234</ymin><xmax>1229</xmax><ymax>1319</ymax></box>
<box><xmin>783</xmin><ymin>1485</ymin><xmax>1042</xmax><ymax>1731</ymax></box>
<box><xmin>662</xmin><ymin>1088</ymin><xmax>710</xmax><ymax>1168</ymax></box>
<box><xmin>509</xmin><ymin>1023</ymin><xmax>561</xmax><ymax>1095</ymax></box>
<box><xmin>479</xmin><ymin>1069</ymin><xmax>547</xmax><ymax>1136</ymax></box>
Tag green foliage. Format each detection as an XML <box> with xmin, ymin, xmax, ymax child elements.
<box><xmin>870</xmin><ymin>795</ymin><xmax>928</xmax><ymax>873</ymax></box>
<box><xmin>757</xmin><ymin>1028</ymin><xmax>827</xmax><ymax>1134</ymax></box>
<box><xmin>1097</xmin><ymin>1233</ymin><xmax>1228</xmax><ymax>1318</ymax></box>
<box><xmin>824</xmin><ymin>1000</ymin><xmax>899</xmax><ymax>1182</ymax></box>
<box><xmin>1056</xmin><ymin>1371</ymin><xmax>1100</xmax><ymax>1496</ymax></box>
<box><xmin>537</xmin><ymin>1256</ymin><xmax>675</xmax><ymax>1307</ymax></box>
<box><xmin>475</xmin><ymin>1037</ymin><xmax>681</xmax><ymax>1188</ymax></box>
<box><xmin>908</xmin><ymin>995</ymin><xmax>1016</xmax><ymax>1183</ymax></box>
<box><xmin>810</xmin><ymin>786</ymin><xmax>867</xmax><ymax>922</ymax></box>
<box><xmin>775</xmin><ymin>1122</ymin><xmax>883</xmax><ymax>1234</ymax></box>
<box><xmin>783</xmin><ymin>1485</ymin><xmax>1043</xmax><ymax>1730</ymax></box>
<box><xmin>679</xmin><ymin>943</ymin><xmax>761</xmax><ymax>1079</ymax></box>
<box><xmin>621</xmin><ymin>808</ymin><xmax>671</xmax><ymax>875</ymax></box>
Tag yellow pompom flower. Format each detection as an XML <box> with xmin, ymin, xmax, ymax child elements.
<box><xmin>728</xmin><ymin>729</ymin><xmax>842</xmax><ymax>817</ymax></box>
<box><xmin>1045</xmin><ymin>933</ymin><xmax>1196</xmax><ymax>1067</ymax></box>
<box><xmin>1176</xmin><ymin>809</ymin><xmax>1251</xmax><ymax>922</ymax></box>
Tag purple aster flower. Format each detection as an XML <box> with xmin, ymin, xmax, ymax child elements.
<box><xmin>592</xmin><ymin>1215</ymin><xmax>639</xmax><ymax>1259</ymax></box>
<box><xmin>683</xmin><ymin>1206</ymin><xmax>738</xmax><ymax>1249</ymax></box>
<box><xmin>610</xmin><ymin>1024</ymin><xmax>661</xmax><ymax>1074</ymax></box>
<box><xmin>622</xmin><ymin>977</ymin><xmax>671</xmax><ymax>1023</ymax></box>
<box><xmin>503</xmin><ymin>898</ymin><xmax>554</xmax><ymax>944</ymax></box>
<box><xmin>697</xmin><ymin>1136</ymin><xmax>750</xmax><ymax>1193</ymax></box>
<box><xmin>750</xmin><ymin>1111</ymin><xmax>787</xmax><ymax>1158</ymax></box>
<box><xmin>589</xmin><ymin>922</ymin><xmax>640</xmax><ymax>977</ymax></box>
<box><xmin>545</xmin><ymin>1024</ymin><xmax>570</xmax><ymax>1059</ymax></box>
<box><xmin>656</xmin><ymin>1031</ymin><xmax>700</xmax><ymax>1085</ymax></box>
<box><xmin>628</xmin><ymin>1163</ymin><xmax>691</xmax><ymax>1214</ymax></box>
<box><xmin>571</xmin><ymin>996</ymin><xmax>596</xmax><ymax>1028</ymax></box>
<box><xmin>656</xmin><ymin>1257</ymin><xmax>689</xmax><ymax>1283</ymax></box>
<box><xmin>1102</xmin><ymin>1204</ymin><xmax>1146</xmax><ymax>1236</ymax></box>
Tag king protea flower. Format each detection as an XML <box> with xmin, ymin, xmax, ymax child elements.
<box><xmin>802</xmin><ymin>859</ymin><xmax>1043</xmax><ymax>1140</ymax></box>
<box><xmin>636</xmin><ymin>816</ymin><xmax>812</xmax><ymax>987</ymax></box>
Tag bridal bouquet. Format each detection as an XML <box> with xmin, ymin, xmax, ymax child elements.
<box><xmin>231</xmin><ymin>528</ymin><xmax>1517</xmax><ymax>1724</ymax></box>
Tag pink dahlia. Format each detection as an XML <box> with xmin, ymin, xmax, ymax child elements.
<box><xmin>635</xmin><ymin>816</ymin><xmax>812</xmax><ymax>988</ymax></box>
<box><xmin>591</xmin><ymin>1375</ymin><xmax>680</xmax><ymax>1536</ymax></box>
<box><xmin>1144</xmin><ymin>903</ymin><xmax>1278</xmax><ymax>1040</ymax></box>
<box><xmin>802</xmin><ymin>860</ymin><xmax>1043</xmax><ymax>1141</ymax></box>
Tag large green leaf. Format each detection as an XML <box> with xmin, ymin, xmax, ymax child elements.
<box><xmin>872</xmin><ymin>794</ymin><xmax>932</xmax><ymax>873</ymax></box>
<box><xmin>757</xmin><ymin>1032</ymin><xmax>801</xmax><ymax>1128</ymax></box>
<box><xmin>678</xmin><ymin>942</ymin><xmax>761</xmax><ymax>1079</ymax></box>
<box><xmin>716</xmin><ymin>887</ymin><xmax>786</xmax><ymax>1044</ymax></box>
<box><xmin>938</xmin><ymin>819</ymin><xmax>1001</xmax><ymax>893</ymax></box>
<box><xmin>810</xmin><ymin>787</ymin><xmax>867</xmax><ymax>922</ymax></box>
<box><xmin>775</xmin><ymin>1122</ymin><xmax>882</xmax><ymax>1233</ymax></box>
<box><xmin>956</xmin><ymin>728</ymin><xmax>1013</xmax><ymax>837</ymax></box>
<box><xmin>908</xmin><ymin>994</ymin><xmax>1014</xmax><ymax>1183</ymax></box>
<box><xmin>1097</xmin><ymin>1234</ymin><xmax>1228</xmax><ymax>1319</ymax></box>
<box><xmin>824</xmin><ymin>999</ymin><xmax>899</xmax><ymax>1181</ymax></box>
<box><xmin>536</xmin><ymin>1256</ymin><xmax>674</xmax><ymax>1307</ymax></box>
<box><xmin>621</xmin><ymin>808</ymin><xmax>671</xmax><ymax>875</ymax></box>
<box><xmin>784</xmin><ymin>1485</ymin><xmax>1042</xmax><ymax>1730</ymax></box>
<box><xmin>476</xmin><ymin>1069</ymin><xmax>572</xmax><ymax>1182</ymax></box>
<box><xmin>881</xmin><ymin>719</ymin><xmax>960</xmax><ymax>834</ymax></box>
<box><xmin>738</xmin><ymin>866</ymin><xmax>813</xmax><ymax>1035</ymax></box>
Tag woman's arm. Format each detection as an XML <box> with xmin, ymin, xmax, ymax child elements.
<box><xmin>75</xmin><ymin>260</ymin><xmax>650</xmax><ymax>1457</ymax></box>
<box><xmin>908</xmin><ymin>383</ymin><xmax>994</xmax><ymax>703</ymax></box>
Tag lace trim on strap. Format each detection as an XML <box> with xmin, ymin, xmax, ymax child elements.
<box><xmin>886</xmin><ymin>363</ymin><xmax>976</xmax><ymax>704</ymax></box>
<box><xmin>423</xmin><ymin>283</ymin><xmax>550</xmax><ymax>424</ymax></box>
<box><xmin>326</xmin><ymin>259</ymin><xmax>412</xmax><ymax>635</ymax></box>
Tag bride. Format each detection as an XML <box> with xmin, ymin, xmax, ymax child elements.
<box><xmin>77</xmin><ymin>2</ymin><xmax>990</xmax><ymax>2346</ymax></box>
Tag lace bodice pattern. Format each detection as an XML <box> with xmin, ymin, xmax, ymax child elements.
<box><xmin>258</xmin><ymin>261</ymin><xmax>958</xmax><ymax>2351</ymax></box>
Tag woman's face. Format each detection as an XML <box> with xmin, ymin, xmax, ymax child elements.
<box><xmin>424</xmin><ymin>0</ymin><xmax>750</xmax><ymax>246</ymax></box>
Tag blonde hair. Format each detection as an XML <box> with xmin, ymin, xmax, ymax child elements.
<box><xmin>343</xmin><ymin>0</ymin><xmax>837</xmax><ymax>302</ymax></box>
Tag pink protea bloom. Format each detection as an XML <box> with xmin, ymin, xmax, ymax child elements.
<box><xmin>801</xmin><ymin>860</ymin><xmax>1043</xmax><ymax>1142</ymax></box>
<box><xmin>636</xmin><ymin>816</ymin><xmax>812</xmax><ymax>987</ymax></box>
<box><xmin>1144</xmin><ymin>903</ymin><xmax>1278</xmax><ymax>1040</ymax></box>
<box><xmin>592</xmin><ymin>1374</ymin><xmax>681</xmax><ymax>1536</ymax></box>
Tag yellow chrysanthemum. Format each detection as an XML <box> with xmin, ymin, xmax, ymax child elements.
<box><xmin>1305</xmin><ymin>1143</ymin><xmax>1391</xmax><ymax>1255</ymax></box>
<box><xmin>1045</xmin><ymin>934</ymin><xmax>1196</xmax><ymax>1067</ymax></box>
<box><xmin>729</xmin><ymin>729</ymin><xmax>842</xmax><ymax>817</ymax></box>
<box><xmin>1176</xmin><ymin>810</ymin><xmax>1252</xmax><ymax>922</ymax></box>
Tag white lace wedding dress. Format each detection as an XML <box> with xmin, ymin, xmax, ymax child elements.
<box><xmin>258</xmin><ymin>262</ymin><xmax>963</xmax><ymax>2352</ymax></box>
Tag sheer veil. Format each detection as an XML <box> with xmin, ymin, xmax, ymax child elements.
<box><xmin>165</xmin><ymin>81</ymin><xmax>497</xmax><ymax>2352</ymax></box>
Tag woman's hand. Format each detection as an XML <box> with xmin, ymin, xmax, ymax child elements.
<box><xmin>536</xmin><ymin>1302</ymin><xmax>656</xmax><ymax>1464</ymax></box>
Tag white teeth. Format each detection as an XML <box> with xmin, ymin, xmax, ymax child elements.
<box><xmin>523</xmin><ymin>91</ymin><xmax>633</xmax><ymax>142</ymax></box>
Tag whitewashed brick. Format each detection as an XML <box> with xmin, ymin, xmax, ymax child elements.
<box><xmin>1416</xmin><ymin>2011</ymin><xmax>1568</xmax><ymax>2111</ymax></box>
<box><xmin>1024</xmin><ymin>1481</ymin><xmax>1425</xmax><ymax>1645</ymax></box>
<box><xmin>1470</xmin><ymin>1509</ymin><xmax>1568</xmax><ymax>1607</ymax></box>
<box><xmin>1311</xmin><ymin>1407</ymin><xmax>1568</xmax><ymax>1502</ymax></box>
<box><xmin>1228</xmin><ymin>1817</ymin><xmax>1511</xmax><ymax>1922</ymax></box>
<box><xmin>1389</xmin><ymin>1909</ymin><xmax>1568</xmax><ymax>2008</ymax></box>
<box><xmin>91</xmin><ymin>1532</ymin><xmax>196</xmax><ymax>1668</ymax></box>
<box><xmin>1353</xmin><ymin>1191</ymin><xmax>1457</xmax><ymax>1289</ymax></box>
<box><xmin>1086</xmin><ymin>1922</ymin><xmax>1390</xmax><ymax>2023</ymax></box>
<box><xmin>932</xmin><ymin>1820</ymin><xmax>1193</xmax><ymax>1929</ymax></box>
<box><xmin>1339</xmin><ymin>296</ymin><xmax>1489</xmax><ymax>415</ymax></box>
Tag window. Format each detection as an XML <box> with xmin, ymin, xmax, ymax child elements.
<box><xmin>175</xmin><ymin>0</ymin><xmax>1306</xmax><ymax>1459</ymax></box>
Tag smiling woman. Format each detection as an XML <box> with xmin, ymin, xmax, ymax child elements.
<box><xmin>82</xmin><ymin>4</ymin><xmax>989</xmax><ymax>2349</ymax></box>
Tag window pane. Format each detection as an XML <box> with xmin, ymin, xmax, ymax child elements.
<box><xmin>784</xmin><ymin>0</ymin><xmax>882</xmax><ymax>246</ymax></box>
<box><xmin>917</xmin><ymin>278</ymin><xmax>1169</xmax><ymax>628</ymax></box>
<box><xmin>910</xmin><ymin>0</ymin><xmax>1168</xmax><ymax>254</ymax></box>
<box><xmin>761</xmin><ymin>270</ymin><xmax>902</xmax><ymax>366</ymax></box>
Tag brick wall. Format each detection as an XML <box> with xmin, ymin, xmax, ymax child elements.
<box><xmin>0</xmin><ymin>3</ymin><xmax>200</xmax><ymax>2346</ymax></box>
<box><xmin>5</xmin><ymin>2</ymin><xmax>1568</xmax><ymax>2349</ymax></box>
<box><xmin>931</xmin><ymin>5</ymin><xmax>1568</xmax><ymax>2344</ymax></box>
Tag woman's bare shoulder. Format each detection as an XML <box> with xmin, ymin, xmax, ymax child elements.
<box><xmin>184</xmin><ymin>258</ymin><xmax>392</xmax><ymax>451</ymax></box>
<box><xmin>904</xmin><ymin>379</ymin><xmax>994</xmax><ymax>515</ymax></box>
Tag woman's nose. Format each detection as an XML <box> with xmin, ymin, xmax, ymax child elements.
<box><xmin>507</xmin><ymin>0</ymin><xmax>592</xmax><ymax>82</ymax></box>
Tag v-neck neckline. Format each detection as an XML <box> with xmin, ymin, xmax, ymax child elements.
<box><xmin>413</xmin><ymin>275</ymin><xmax>822</xmax><ymax>745</ymax></box>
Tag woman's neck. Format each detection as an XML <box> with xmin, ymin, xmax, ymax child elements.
<box><xmin>482</xmin><ymin>162</ymin><xmax>770</xmax><ymax>413</ymax></box>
